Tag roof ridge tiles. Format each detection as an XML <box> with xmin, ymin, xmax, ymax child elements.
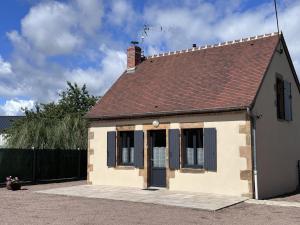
<box><xmin>146</xmin><ymin>32</ymin><xmax>279</xmax><ymax>59</ymax></box>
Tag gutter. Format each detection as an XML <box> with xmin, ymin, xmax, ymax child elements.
<box><xmin>86</xmin><ymin>106</ymin><xmax>248</xmax><ymax>121</ymax></box>
<box><xmin>247</xmin><ymin>107</ymin><xmax>261</xmax><ymax>200</ymax></box>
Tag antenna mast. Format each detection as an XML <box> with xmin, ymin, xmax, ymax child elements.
<box><xmin>273</xmin><ymin>0</ymin><xmax>283</xmax><ymax>53</ymax></box>
<box><xmin>273</xmin><ymin>0</ymin><xmax>280</xmax><ymax>35</ymax></box>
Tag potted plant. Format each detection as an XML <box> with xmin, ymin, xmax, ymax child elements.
<box><xmin>6</xmin><ymin>176</ymin><xmax>21</xmax><ymax>191</ymax></box>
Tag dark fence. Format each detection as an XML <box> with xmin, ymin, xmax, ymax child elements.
<box><xmin>0</xmin><ymin>148</ymin><xmax>87</xmax><ymax>184</ymax></box>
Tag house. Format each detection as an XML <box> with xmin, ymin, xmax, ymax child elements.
<box><xmin>0</xmin><ymin>116</ymin><xmax>23</xmax><ymax>147</ymax></box>
<box><xmin>86</xmin><ymin>32</ymin><xmax>300</xmax><ymax>199</ymax></box>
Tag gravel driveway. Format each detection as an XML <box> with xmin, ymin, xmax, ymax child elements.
<box><xmin>271</xmin><ymin>189</ymin><xmax>300</xmax><ymax>203</ymax></box>
<box><xmin>1</xmin><ymin>181</ymin><xmax>300</xmax><ymax>225</ymax></box>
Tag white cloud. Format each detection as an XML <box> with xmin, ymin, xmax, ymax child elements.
<box><xmin>0</xmin><ymin>99</ymin><xmax>35</xmax><ymax>116</ymax></box>
<box><xmin>75</xmin><ymin>0</ymin><xmax>104</xmax><ymax>35</ymax></box>
<box><xmin>142</xmin><ymin>1</ymin><xmax>300</xmax><ymax>74</ymax></box>
<box><xmin>0</xmin><ymin>55</ymin><xmax>12</xmax><ymax>75</ymax></box>
<box><xmin>21</xmin><ymin>1</ymin><xmax>82</xmax><ymax>55</ymax></box>
<box><xmin>108</xmin><ymin>0</ymin><xmax>135</xmax><ymax>26</ymax></box>
<box><xmin>1</xmin><ymin>0</ymin><xmax>106</xmax><ymax>103</ymax></box>
<box><xmin>17</xmin><ymin>0</ymin><xmax>104</xmax><ymax>56</ymax></box>
<box><xmin>142</xmin><ymin>2</ymin><xmax>218</xmax><ymax>51</ymax></box>
<box><xmin>65</xmin><ymin>45</ymin><xmax>126</xmax><ymax>96</ymax></box>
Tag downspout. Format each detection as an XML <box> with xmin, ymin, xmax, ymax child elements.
<box><xmin>247</xmin><ymin>107</ymin><xmax>259</xmax><ymax>199</ymax></box>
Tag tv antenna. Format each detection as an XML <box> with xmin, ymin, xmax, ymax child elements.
<box><xmin>273</xmin><ymin>0</ymin><xmax>280</xmax><ymax>35</ymax></box>
<box><xmin>140</xmin><ymin>24</ymin><xmax>165</xmax><ymax>43</ymax></box>
<box><xmin>273</xmin><ymin>0</ymin><xmax>283</xmax><ymax>53</ymax></box>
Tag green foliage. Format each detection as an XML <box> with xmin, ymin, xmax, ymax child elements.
<box><xmin>5</xmin><ymin>82</ymin><xmax>99</xmax><ymax>149</ymax></box>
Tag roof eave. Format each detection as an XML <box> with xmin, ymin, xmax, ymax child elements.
<box><xmin>249</xmin><ymin>34</ymin><xmax>281</xmax><ymax>110</ymax></box>
<box><xmin>249</xmin><ymin>33</ymin><xmax>300</xmax><ymax>110</ymax></box>
<box><xmin>86</xmin><ymin>106</ymin><xmax>248</xmax><ymax>121</ymax></box>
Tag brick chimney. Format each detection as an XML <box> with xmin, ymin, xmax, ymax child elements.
<box><xmin>127</xmin><ymin>45</ymin><xmax>141</xmax><ymax>72</ymax></box>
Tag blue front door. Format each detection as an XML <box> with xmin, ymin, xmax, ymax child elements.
<box><xmin>150</xmin><ymin>130</ymin><xmax>166</xmax><ymax>187</ymax></box>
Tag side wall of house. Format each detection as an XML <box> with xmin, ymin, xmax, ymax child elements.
<box><xmin>88</xmin><ymin>112</ymin><xmax>252</xmax><ymax>197</ymax></box>
<box><xmin>253</xmin><ymin>41</ymin><xmax>300</xmax><ymax>199</ymax></box>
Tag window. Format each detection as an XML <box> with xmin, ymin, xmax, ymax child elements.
<box><xmin>152</xmin><ymin>130</ymin><xmax>166</xmax><ymax>168</ymax></box>
<box><xmin>276</xmin><ymin>78</ymin><xmax>285</xmax><ymax>120</ymax></box>
<box><xmin>119</xmin><ymin>131</ymin><xmax>134</xmax><ymax>165</ymax></box>
<box><xmin>182</xmin><ymin>129</ymin><xmax>204</xmax><ymax>168</ymax></box>
<box><xmin>276</xmin><ymin>77</ymin><xmax>292</xmax><ymax>121</ymax></box>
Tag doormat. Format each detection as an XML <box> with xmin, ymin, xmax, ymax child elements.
<box><xmin>142</xmin><ymin>188</ymin><xmax>159</xmax><ymax>191</ymax></box>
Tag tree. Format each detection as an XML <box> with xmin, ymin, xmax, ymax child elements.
<box><xmin>5</xmin><ymin>82</ymin><xmax>99</xmax><ymax>149</ymax></box>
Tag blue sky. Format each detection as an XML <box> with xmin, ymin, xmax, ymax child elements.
<box><xmin>0</xmin><ymin>0</ymin><xmax>299</xmax><ymax>115</ymax></box>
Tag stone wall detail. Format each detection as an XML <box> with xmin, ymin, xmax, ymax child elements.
<box><xmin>239</xmin><ymin>121</ymin><xmax>253</xmax><ymax>198</ymax></box>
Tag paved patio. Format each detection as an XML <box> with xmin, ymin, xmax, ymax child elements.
<box><xmin>37</xmin><ymin>184</ymin><xmax>248</xmax><ymax>211</ymax></box>
<box><xmin>2</xmin><ymin>181</ymin><xmax>300</xmax><ymax>225</ymax></box>
<box><xmin>246</xmin><ymin>199</ymin><xmax>300</xmax><ymax>208</ymax></box>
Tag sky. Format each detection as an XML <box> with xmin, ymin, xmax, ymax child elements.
<box><xmin>0</xmin><ymin>0</ymin><xmax>299</xmax><ymax>115</ymax></box>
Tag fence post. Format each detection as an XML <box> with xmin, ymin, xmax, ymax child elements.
<box><xmin>78</xmin><ymin>148</ymin><xmax>81</xmax><ymax>179</ymax></box>
<box><xmin>32</xmin><ymin>147</ymin><xmax>37</xmax><ymax>184</ymax></box>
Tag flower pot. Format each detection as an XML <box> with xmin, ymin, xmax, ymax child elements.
<box><xmin>6</xmin><ymin>181</ymin><xmax>21</xmax><ymax>191</ymax></box>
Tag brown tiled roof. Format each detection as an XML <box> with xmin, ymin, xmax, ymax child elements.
<box><xmin>87</xmin><ymin>33</ymin><xmax>280</xmax><ymax>119</ymax></box>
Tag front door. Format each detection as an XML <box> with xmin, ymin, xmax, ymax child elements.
<box><xmin>149</xmin><ymin>130</ymin><xmax>166</xmax><ymax>187</ymax></box>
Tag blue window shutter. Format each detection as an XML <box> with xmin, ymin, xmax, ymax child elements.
<box><xmin>284</xmin><ymin>81</ymin><xmax>292</xmax><ymax>121</ymax></box>
<box><xmin>204</xmin><ymin>128</ymin><xmax>217</xmax><ymax>172</ymax></box>
<box><xmin>107</xmin><ymin>131</ymin><xmax>116</xmax><ymax>167</ymax></box>
<box><xmin>169</xmin><ymin>129</ymin><xmax>180</xmax><ymax>170</ymax></box>
<box><xmin>134</xmin><ymin>130</ymin><xmax>144</xmax><ymax>168</ymax></box>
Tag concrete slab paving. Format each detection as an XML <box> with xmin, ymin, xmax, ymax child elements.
<box><xmin>246</xmin><ymin>199</ymin><xmax>300</xmax><ymax>208</ymax></box>
<box><xmin>37</xmin><ymin>185</ymin><xmax>248</xmax><ymax>211</ymax></box>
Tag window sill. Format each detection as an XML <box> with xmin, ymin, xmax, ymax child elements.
<box><xmin>277</xmin><ymin>118</ymin><xmax>292</xmax><ymax>123</ymax></box>
<box><xmin>115</xmin><ymin>165</ymin><xmax>136</xmax><ymax>170</ymax></box>
<box><xmin>180</xmin><ymin>168</ymin><xmax>205</xmax><ymax>174</ymax></box>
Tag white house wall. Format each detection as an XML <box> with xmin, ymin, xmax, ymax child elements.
<box><xmin>253</xmin><ymin>41</ymin><xmax>300</xmax><ymax>199</ymax></box>
<box><xmin>88</xmin><ymin>112</ymin><xmax>252</xmax><ymax>197</ymax></box>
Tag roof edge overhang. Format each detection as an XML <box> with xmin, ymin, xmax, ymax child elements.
<box><xmin>85</xmin><ymin>106</ymin><xmax>248</xmax><ymax>121</ymax></box>
<box><xmin>250</xmin><ymin>33</ymin><xmax>300</xmax><ymax>110</ymax></box>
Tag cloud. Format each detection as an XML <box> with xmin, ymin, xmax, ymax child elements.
<box><xmin>18</xmin><ymin>0</ymin><xmax>104</xmax><ymax>56</ymax></box>
<box><xmin>65</xmin><ymin>45</ymin><xmax>127</xmax><ymax>96</ymax></box>
<box><xmin>0</xmin><ymin>99</ymin><xmax>35</xmax><ymax>116</ymax></box>
<box><xmin>0</xmin><ymin>55</ymin><xmax>12</xmax><ymax>75</ymax></box>
<box><xmin>108</xmin><ymin>0</ymin><xmax>135</xmax><ymax>26</ymax></box>
<box><xmin>142</xmin><ymin>0</ymin><xmax>300</xmax><ymax>74</ymax></box>
<box><xmin>142</xmin><ymin>1</ymin><xmax>219</xmax><ymax>51</ymax></box>
<box><xmin>21</xmin><ymin>1</ymin><xmax>82</xmax><ymax>55</ymax></box>
<box><xmin>75</xmin><ymin>0</ymin><xmax>104</xmax><ymax>35</ymax></box>
<box><xmin>1</xmin><ymin>0</ymin><xmax>106</xmax><ymax>103</ymax></box>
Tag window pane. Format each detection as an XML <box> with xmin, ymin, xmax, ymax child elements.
<box><xmin>120</xmin><ymin>131</ymin><xmax>134</xmax><ymax>164</ymax></box>
<box><xmin>153</xmin><ymin>147</ymin><xmax>166</xmax><ymax>168</ymax></box>
<box><xmin>129</xmin><ymin>133</ymin><xmax>134</xmax><ymax>147</ymax></box>
<box><xmin>186</xmin><ymin>148</ymin><xmax>194</xmax><ymax>165</ymax></box>
<box><xmin>184</xmin><ymin>129</ymin><xmax>204</xmax><ymax>167</ymax></box>
<box><xmin>197</xmin><ymin>148</ymin><xmax>204</xmax><ymax>167</ymax></box>
<box><xmin>155</xmin><ymin>131</ymin><xmax>166</xmax><ymax>147</ymax></box>
<box><xmin>122</xmin><ymin>148</ymin><xmax>129</xmax><ymax>164</ymax></box>
<box><xmin>196</xmin><ymin>130</ymin><xmax>203</xmax><ymax>148</ymax></box>
<box><xmin>277</xmin><ymin>78</ymin><xmax>285</xmax><ymax>119</ymax></box>
<box><xmin>186</xmin><ymin>132</ymin><xmax>194</xmax><ymax>148</ymax></box>
<box><xmin>130</xmin><ymin>147</ymin><xmax>134</xmax><ymax>164</ymax></box>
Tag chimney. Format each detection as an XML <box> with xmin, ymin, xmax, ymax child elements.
<box><xmin>127</xmin><ymin>45</ymin><xmax>141</xmax><ymax>72</ymax></box>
